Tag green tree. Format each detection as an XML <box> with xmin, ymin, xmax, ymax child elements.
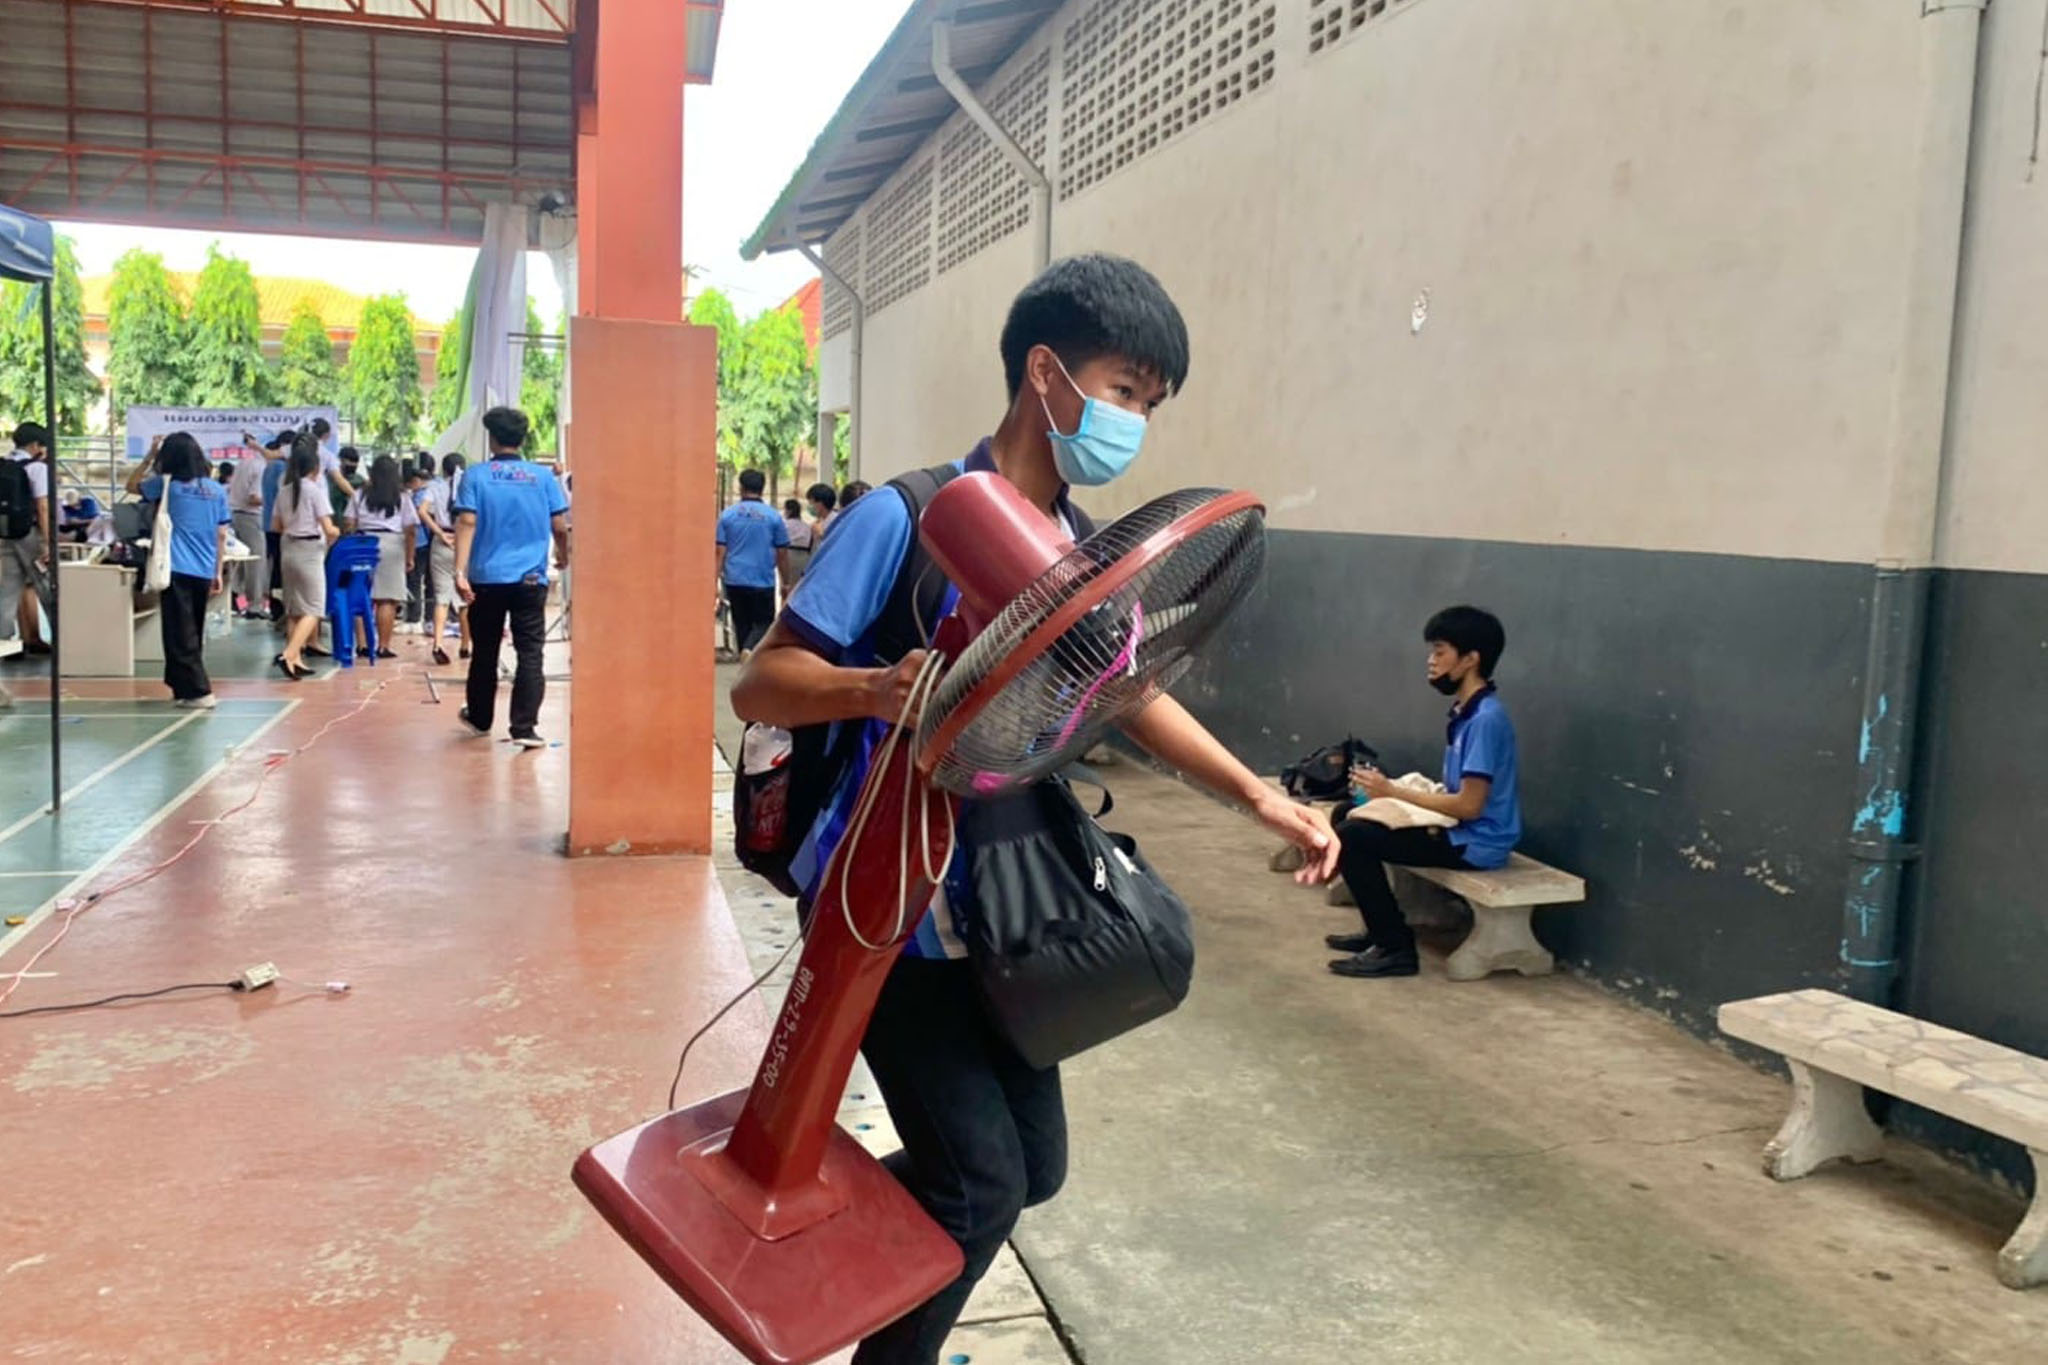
<box><xmin>686</xmin><ymin>287</ymin><xmax>744</xmax><ymax>471</ymax></box>
<box><xmin>833</xmin><ymin>416</ymin><xmax>850</xmax><ymax>484</ymax></box>
<box><xmin>274</xmin><ymin>299</ymin><xmax>341</xmax><ymax>406</ymax></box>
<box><xmin>428</xmin><ymin>310</ymin><xmax>465</xmax><ymax>433</ymax></box>
<box><xmin>346</xmin><ymin>293</ymin><xmax>422</xmax><ymax>448</ymax></box>
<box><xmin>728</xmin><ymin>303</ymin><xmax>815</xmax><ymax>502</ymax></box>
<box><xmin>518</xmin><ymin>299</ymin><xmax>562</xmax><ymax>455</ymax></box>
<box><xmin>186</xmin><ymin>243</ymin><xmax>269</xmax><ymax>405</ymax></box>
<box><xmin>0</xmin><ymin>236</ymin><xmax>99</xmax><ymax>435</ymax></box>
<box><xmin>104</xmin><ymin>248</ymin><xmax>189</xmax><ymax>419</ymax></box>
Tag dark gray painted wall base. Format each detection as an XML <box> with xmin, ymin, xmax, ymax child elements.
<box><xmin>1172</xmin><ymin>528</ymin><xmax>2043</xmax><ymax>1192</ymax></box>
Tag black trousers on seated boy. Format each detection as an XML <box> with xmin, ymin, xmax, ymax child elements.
<box><xmin>853</xmin><ymin>956</ymin><xmax>1066</xmax><ymax>1364</ymax></box>
<box><xmin>1336</xmin><ymin>820</ymin><xmax>1473</xmax><ymax>955</ymax></box>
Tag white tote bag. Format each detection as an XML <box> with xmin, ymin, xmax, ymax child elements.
<box><xmin>144</xmin><ymin>490</ymin><xmax>173</xmax><ymax>593</ymax></box>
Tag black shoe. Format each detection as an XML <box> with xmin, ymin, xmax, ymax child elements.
<box><xmin>457</xmin><ymin>707</ymin><xmax>490</xmax><ymax>738</ymax></box>
<box><xmin>432</xmin><ymin>647</ymin><xmax>450</xmax><ymax>667</ymax></box>
<box><xmin>509</xmin><ymin>731</ymin><xmax>546</xmax><ymax>750</ymax></box>
<box><xmin>274</xmin><ymin>654</ymin><xmax>300</xmax><ymax>682</ymax></box>
<box><xmin>305</xmin><ymin>644</ymin><xmax>331</xmax><ymax>658</ymax></box>
<box><xmin>1325</xmin><ymin>932</ymin><xmax>1375</xmax><ymax>954</ymax></box>
<box><xmin>1328</xmin><ymin>946</ymin><xmax>1420</xmax><ymax>978</ymax></box>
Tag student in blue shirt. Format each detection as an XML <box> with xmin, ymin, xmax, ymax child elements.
<box><xmin>135</xmin><ymin>433</ymin><xmax>232</xmax><ymax>709</ymax></box>
<box><xmin>452</xmin><ymin>406</ymin><xmax>569</xmax><ymax>748</ymax></box>
<box><xmin>1329</xmin><ymin>606</ymin><xmax>1523</xmax><ymax>978</ymax></box>
<box><xmin>256</xmin><ymin>429</ymin><xmax>293</xmax><ymax>621</ymax></box>
<box><xmin>715</xmin><ymin>468</ymin><xmax>791</xmax><ymax>657</ymax></box>
<box><xmin>731</xmin><ymin>254</ymin><xmax>1341</xmax><ymax>1363</ymax></box>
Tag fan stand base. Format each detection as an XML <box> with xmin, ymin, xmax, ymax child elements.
<box><xmin>574</xmin><ymin>1088</ymin><xmax>964</xmax><ymax>1365</ymax></box>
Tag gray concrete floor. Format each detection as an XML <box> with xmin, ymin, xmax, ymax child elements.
<box><xmin>710</xmin><ymin>666</ymin><xmax>2048</xmax><ymax>1364</ymax></box>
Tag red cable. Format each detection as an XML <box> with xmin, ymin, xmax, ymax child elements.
<box><xmin>0</xmin><ymin>670</ymin><xmax>407</xmax><ymax>1007</ymax></box>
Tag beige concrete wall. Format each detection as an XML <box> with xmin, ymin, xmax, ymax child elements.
<box><xmin>827</xmin><ymin>0</ymin><xmax>1948</xmax><ymax>563</ymax></box>
<box><xmin>1938</xmin><ymin>0</ymin><xmax>2048</xmax><ymax>574</ymax></box>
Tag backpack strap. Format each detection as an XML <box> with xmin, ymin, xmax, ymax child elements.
<box><xmin>868</xmin><ymin>463</ymin><xmax>963</xmax><ymax>665</ymax></box>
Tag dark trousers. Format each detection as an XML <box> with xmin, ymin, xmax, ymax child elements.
<box><xmin>405</xmin><ymin>544</ymin><xmax>429</xmax><ymax>623</ymax></box>
<box><xmin>464</xmin><ymin>580</ymin><xmax>547</xmax><ymax>736</ymax></box>
<box><xmin>853</xmin><ymin>957</ymin><xmax>1067</xmax><ymax>1365</ymax></box>
<box><xmin>265</xmin><ymin>531</ymin><xmax>284</xmax><ymax>620</ymax></box>
<box><xmin>724</xmin><ymin>583</ymin><xmax>776</xmax><ymax>653</ymax></box>
<box><xmin>1336</xmin><ymin>821</ymin><xmax>1473</xmax><ymax>952</ymax></box>
<box><xmin>159</xmin><ymin>572</ymin><xmax>213</xmax><ymax>701</ymax></box>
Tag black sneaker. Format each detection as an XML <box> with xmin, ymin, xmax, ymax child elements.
<box><xmin>1324</xmin><ymin>932</ymin><xmax>1374</xmax><ymax>953</ymax></box>
<box><xmin>509</xmin><ymin>731</ymin><xmax>546</xmax><ymax>750</ymax></box>
<box><xmin>1328</xmin><ymin>946</ymin><xmax>1420</xmax><ymax>978</ymax></box>
<box><xmin>457</xmin><ymin>707</ymin><xmax>490</xmax><ymax>738</ymax></box>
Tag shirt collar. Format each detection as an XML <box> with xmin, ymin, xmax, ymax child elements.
<box><xmin>1446</xmin><ymin>681</ymin><xmax>1498</xmax><ymax>735</ymax></box>
<box><xmin>965</xmin><ymin>437</ymin><xmax>1078</xmax><ymax>527</ymax></box>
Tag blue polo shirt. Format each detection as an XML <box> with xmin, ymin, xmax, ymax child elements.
<box><xmin>784</xmin><ymin>440</ymin><xmax>1083</xmax><ymax>960</ymax></box>
<box><xmin>716</xmin><ymin>497</ymin><xmax>789</xmax><ymax>590</ymax></box>
<box><xmin>141</xmin><ymin>475</ymin><xmax>232</xmax><ymax>580</ymax></box>
<box><xmin>260</xmin><ymin>458</ymin><xmax>286</xmax><ymax>529</ymax></box>
<box><xmin>452</xmin><ymin>456</ymin><xmax>568</xmax><ymax>586</ymax></box>
<box><xmin>1444</xmin><ymin>685</ymin><xmax>1521</xmax><ymax>869</ymax></box>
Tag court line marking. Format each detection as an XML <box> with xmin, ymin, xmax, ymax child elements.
<box><xmin>0</xmin><ymin>712</ymin><xmax>205</xmax><ymax>848</ymax></box>
<box><xmin>0</xmin><ymin>871</ymin><xmax>86</xmax><ymax>879</ymax></box>
<box><xmin>0</xmin><ymin>701</ymin><xmax>300</xmax><ymax>966</ymax></box>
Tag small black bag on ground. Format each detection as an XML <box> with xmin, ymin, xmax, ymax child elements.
<box><xmin>1280</xmin><ymin>736</ymin><xmax>1379</xmax><ymax>802</ymax></box>
<box><xmin>959</xmin><ymin>775</ymin><xmax>1195</xmax><ymax>1070</ymax></box>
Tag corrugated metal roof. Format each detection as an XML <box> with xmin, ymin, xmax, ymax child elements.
<box><xmin>0</xmin><ymin>0</ymin><xmax>575</xmax><ymax>244</ymax></box>
<box><xmin>742</xmin><ymin>0</ymin><xmax>1062</xmax><ymax>258</ymax></box>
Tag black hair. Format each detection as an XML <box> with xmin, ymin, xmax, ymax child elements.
<box><xmin>738</xmin><ymin>469</ymin><xmax>765</xmax><ymax>495</ymax></box>
<box><xmin>338</xmin><ymin>445</ymin><xmax>360</xmax><ymax>466</ymax></box>
<box><xmin>840</xmin><ymin>480</ymin><xmax>870</xmax><ymax>506</ymax></box>
<box><xmin>310</xmin><ymin>418</ymin><xmax>332</xmax><ymax>439</ymax></box>
<box><xmin>442</xmin><ymin>452</ymin><xmax>467</xmax><ymax>479</ymax></box>
<box><xmin>159</xmin><ymin>432</ymin><xmax>205</xmax><ymax>482</ymax></box>
<box><xmin>288</xmin><ymin>432</ymin><xmax>322</xmax><ymax>512</ymax></box>
<box><xmin>265</xmin><ymin>428</ymin><xmax>295</xmax><ymax>451</ymax></box>
<box><xmin>482</xmin><ymin>406</ymin><xmax>530</xmax><ymax>452</ymax></box>
<box><xmin>364</xmin><ymin>454</ymin><xmax>403</xmax><ymax>516</ymax></box>
<box><xmin>998</xmin><ymin>253</ymin><xmax>1190</xmax><ymax>402</ymax></box>
<box><xmin>806</xmin><ymin>482</ymin><xmax>836</xmax><ymax>511</ymax></box>
<box><xmin>11</xmin><ymin>421</ymin><xmax>50</xmax><ymax>449</ymax></box>
<box><xmin>1424</xmin><ymin>606</ymin><xmax>1506</xmax><ymax>679</ymax></box>
<box><xmin>215</xmin><ymin>461</ymin><xmax>236</xmax><ymax>482</ymax></box>
<box><xmin>782</xmin><ymin>498</ymin><xmax>802</xmax><ymax>517</ymax></box>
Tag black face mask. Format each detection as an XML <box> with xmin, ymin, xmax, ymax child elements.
<box><xmin>1429</xmin><ymin>673</ymin><xmax>1463</xmax><ymax>697</ymax></box>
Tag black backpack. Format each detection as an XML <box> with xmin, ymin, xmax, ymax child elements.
<box><xmin>1280</xmin><ymin>736</ymin><xmax>1380</xmax><ymax>802</ymax></box>
<box><xmin>0</xmin><ymin>459</ymin><xmax>35</xmax><ymax>541</ymax></box>
<box><xmin>733</xmin><ymin>465</ymin><xmax>1097</xmax><ymax>898</ymax></box>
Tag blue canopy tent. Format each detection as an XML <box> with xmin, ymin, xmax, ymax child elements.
<box><xmin>1</xmin><ymin>202</ymin><xmax>62</xmax><ymax>809</ymax></box>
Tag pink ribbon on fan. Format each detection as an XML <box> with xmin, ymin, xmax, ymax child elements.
<box><xmin>970</xmin><ymin>601</ymin><xmax>1146</xmax><ymax>795</ymax></box>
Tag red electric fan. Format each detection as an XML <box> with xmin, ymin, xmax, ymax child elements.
<box><xmin>574</xmin><ymin>472</ymin><xmax>1267</xmax><ymax>1364</ymax></box>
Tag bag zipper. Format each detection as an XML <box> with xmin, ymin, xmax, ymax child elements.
<box><xmin>1093</xmin><ymin>855</ymin><xmax>1108</xmax><ymax>892</ymax></box>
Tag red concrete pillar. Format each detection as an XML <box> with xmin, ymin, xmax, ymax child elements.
<box><xmin>567</xmin><ymin>0</ymin><xmax>716</xmax><ymax>855</ymax></box>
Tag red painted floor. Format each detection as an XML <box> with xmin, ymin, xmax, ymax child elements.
<box><xmin>1</xmin><ymin>666</ymin><xmax>776</xmax><ymax>1363</ymax></box>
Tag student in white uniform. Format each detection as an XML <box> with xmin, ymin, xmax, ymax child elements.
<box><xmin>418</xmin><ymin>452</ymin><xmax>470</xmax><ymax>667</ymax></box>
<box><xmin>271</xmin><ymin>434</ymin><xmax>339</xmax><ymax>680</ymax></box>
<box><xmin>2</xmin><ymin>421</ymin><xmax>53</xmax><ymax>657</ymax></box>
<box><xmin>344</xmin><ymin>454</ymin><xmax>419</xmax><ymax>658</ymax></box>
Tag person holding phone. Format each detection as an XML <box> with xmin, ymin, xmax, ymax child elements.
<box><xmin>1327</xmin><ymin>606</ymin><xmax>1522</xmax><ymax>979</ymax></box>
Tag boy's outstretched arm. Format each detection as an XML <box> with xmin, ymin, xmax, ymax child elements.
<box><xmin>1122</xmin><ymin>694</ymin><xmax>1339</xmax><ymax>885</ymax></box>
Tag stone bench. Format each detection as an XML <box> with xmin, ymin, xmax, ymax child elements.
<box><xmin>1719</xmin><ymin>988</ymin><xmax>2048</xmax><ymax>1290</ymax></box>
<box><xmin>1310</xmin><ymin>849</ymin><xmax>1584</xmax><ymax>981</ymax></box>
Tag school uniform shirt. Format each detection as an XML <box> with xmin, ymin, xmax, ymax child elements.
<box><xmin>227</xmin><ymin>455</ymin><xmax>268</xmax><ymax>512</ymax></box>
<box><xmin>276</xmin><ymin>479</ymin><xmax>330</xmax><ymax>538</ymax></box>
<box><xmin>783</xmin><ymin>515</ymin><xmax>813</xmax><ymax>551</ymax></box>
<box><xmin>452</xmin><ymin>456</ymin><xmax>569</xmax><ymax>585</ymax></box>
<box><xmin>1443</xmin><ymin>683</ymin><xmax>1522</xmax><ymax>869</ymax></box>
<box><xmin>715</xmin><ymin>497</ymin><xmax>789</xmax><ymax>590</ymax></box>
<box><xmin>418</xmin><ymin>477</ymin><xmax>454</xmax><ymax>532</ymax></box>
<box><xmin>140</xmin><ymin>475</ymin><xmax>232</xmax><ymax>579</ymax></box>
<box><xmin>260</xmin><ymin>458</ymin><xmax>287</xmax><ymax>530</ymax></box>
<box><xmin>347</xmin><ymin>488</ymin><xmax>421</xmax><ymax>535</ymax></box>
<box><xmin>782</xmin><ymin>439</ymin><xmax>1083</xmax><ymax>961</ymax></box>
<box><xmin>411</xmin><ymin>488</ymin><xmax>432</xmax><ymax>548</ymax></box>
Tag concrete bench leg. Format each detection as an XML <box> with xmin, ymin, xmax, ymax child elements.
<box><xmin>1761</xmin><ymin>1061</ymin><xmax>1884</xmax><ymax>1180</ymax></box>
<box><xmin>1445</xmin><ymin>905</ymin><xmax>1554</xmax><ymax>981</ymax></box>
<box><xmin>1997</xmin><ymin>1148</ymin><xmax>2048</xmax><ymax>1290</ymax></box>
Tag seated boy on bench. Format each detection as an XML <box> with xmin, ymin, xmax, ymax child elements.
<box><xmin>1328</xmin><ymin>606</ymin><xmax>1521</xmax><ymax>979</ymax></box>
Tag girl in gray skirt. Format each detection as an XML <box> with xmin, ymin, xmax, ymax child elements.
<box><xmin>345</xmin><ymin>454</ymin><xmax>419</xmax><ymax>659</ymax></box>
<box><xmin>270</xmin><ymin>435</ymin><xmax>338</xmax><ymax>680</ymax></box>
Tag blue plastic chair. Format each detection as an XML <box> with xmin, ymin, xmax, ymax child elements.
<box><xmin>325</xmin><ymin>534</ymin><xmax>381</xmax><ymax>667</ymax></box>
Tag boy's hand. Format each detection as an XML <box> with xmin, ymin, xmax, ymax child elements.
<box><xmin>1252</xmin><ymin>791</ymin><xmax>1340</xmax><ymax>885</ymax></box>
<box><xmin>869</xmin><ymin>650</ymin><xmax>930</xmax><ymax>726</ymax></box>
<box><xmin>1352</xmin><ymin>764</ymin><xmax>1397</xmax><ymax>801</ymax></box>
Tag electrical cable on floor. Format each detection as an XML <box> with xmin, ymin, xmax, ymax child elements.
<box><xmin>0</xmin><ymin>981</ymin><xmax>238</xmax><ymax>1019</ymax></box>
<box><xmin>0</xmin><ymin>670</ymin><xmax>406</xmax><ymax>1009</ymax></box>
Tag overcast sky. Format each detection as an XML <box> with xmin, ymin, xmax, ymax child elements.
<box><xmin>57</xmin><ymin>0</ymin><xmax>904</xmax><ymax>326</ymax></box>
